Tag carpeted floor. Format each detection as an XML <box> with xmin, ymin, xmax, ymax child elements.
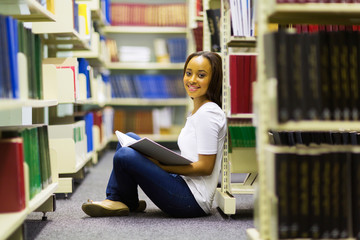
<box><xmin>25</xmin><ymin>150</ymin><xmax>255</xmax><ymax>240</ymax></box>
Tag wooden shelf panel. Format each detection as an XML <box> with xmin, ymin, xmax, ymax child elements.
<box><xmin>228</xmin><ymin>113</ymin><xmax>254</xmax><ymax>119</ymax></box>
<box><xmin>107</xmin><ymin>98</ymin><xmax>189</xmax><ymax>106</ymax></box>
<box><xmin>44</xmin><ymin>30</ymin><xmax>91</xmax><ymax>51</ymax></box>
<box><xmin>0</xmin><ymin>210</ymin><xmax>27</xmax><ymax>240</ymax></box>
<box><xmin>105</xmin><ymin>62</ymin><xmax>184</xmax><ymax>70</ymax></box>
<box><xmin>0</xmin><ymin>99</ymin><xmax>58</xmax><ymax>109</ymax></box>
<box><xmin>102</xmin><ymin>26</ymin><xmax>187</xmax><ymax>34</ymax></box>
<box><xmin>271</xmin><ymin>120</ymin><xmax>360</xmax><ymax>131</ymax></box>
<box><xmin>268</xmin><ymin>3</ymin><xmax>360</xmax><ymax>24</ymax></box>
<box><xmin>227</xmin><ymin>36</ymin><xmax>256</xmax><ymax>48</ymax></box>
<box><xmin>0</xmin><ymin>0</ymin><xmax>56</xmax><ymax>22</ymax></box>
<box><xmin>28</xmin><ymin>182</ymin><xmax>58</xmax><ymax>213</ymax></box>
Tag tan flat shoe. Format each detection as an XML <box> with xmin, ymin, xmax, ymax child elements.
<box><xmin>133</xmin><ymin>200</ymin><xmax>147</xmax><ymax>212</ymax></box>
<box><xmin>82</xmin><ymin>199</ymin><xmax>129</xmax><ymax>217</ymax></box>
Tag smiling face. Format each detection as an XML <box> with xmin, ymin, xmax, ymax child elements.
<box><xmin>183</xmin><ymin>56</ymin><xmax>212</xmax><ymax>104</ymax></box>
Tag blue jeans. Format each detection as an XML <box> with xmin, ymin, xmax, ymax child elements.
<box><xmin>106</xmin><ymin>132</ymin><xmax>207</xmax><ymax>218</ymax></box>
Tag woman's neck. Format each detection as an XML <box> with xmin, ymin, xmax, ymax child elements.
<box><xmin>192</xmin><ymin>97</ymin><xmax>210</xmax><ymax>115</ymax></box>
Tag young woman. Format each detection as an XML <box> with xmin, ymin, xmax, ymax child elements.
<box><xmin>82</xmin><ymin>51</ymin><xmax>226</xmax><ymax>218</ymax></box>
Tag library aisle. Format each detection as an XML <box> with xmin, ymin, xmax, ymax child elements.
<box><xmin>24</xmin><ymin>150</ymin><xmax>254</xmax><ymax>240</ymax></box>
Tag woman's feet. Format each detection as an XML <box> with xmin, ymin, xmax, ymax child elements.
<box><xmin>82</xmin><ymin>199</ymin><xmax>146</xmax><ymax>217</ymax></box>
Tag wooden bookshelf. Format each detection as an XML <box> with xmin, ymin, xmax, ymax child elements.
<box><xmin>252</xmin><ymin>1</ymin><xmax>360</xmax><ymax>239</ymax></box>
<box><xmin>102</xmin><ymin>26</ymin><xmax>187</xmax><ymax>34</ymax></box>
<box><xmin>0</xmin><ymin>0</ymin><xmax>56</xmax><ymax>22</ymax></box>
<box><xmin>107</xmin><ymin>98</ymin><xmax>189</xmax><ymax>107</ymax></box>
<box><xmin>227</xmin><ymin>36</ymin><xmax>256</xmax><ymax>48</ymax></box>
<box><xmin>0</xmin><ymin>210</ymin><xmax>27</xmax><ymax>240</ymax></box>
<box><xmin>105</xmin><ymin>62</ymin><xmax>184</xmax><ymax>70</ymax></box>
<box><xmin>0</xmin><ymin>99</ymin><xmax>58</xmax><ymax>110</ymax></box>
<box><xmin>32</xmin><ymin>0</ymin><xmax>91</xmax><ymax>50</ymax></box>
<box><xmin>215</xmin><ymin>0</ymin><xmax>258</xmax><ymax>216</ymax></box>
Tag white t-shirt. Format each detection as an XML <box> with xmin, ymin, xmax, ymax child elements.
<box><xmin>177</xmin><ymin>102</ymin><xmax>226</xmax><ymax>214</ymax></box>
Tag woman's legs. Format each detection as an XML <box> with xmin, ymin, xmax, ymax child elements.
<box><xmin>106</xmin><ymin>133</ymin><xmax>206</xmax><ymax>218</ymax></box>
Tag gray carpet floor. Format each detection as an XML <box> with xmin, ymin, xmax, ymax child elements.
<box><xmin>25</xmin><ymin>150</ymin><xmax>254</xmax><ymax>240</ymax></box>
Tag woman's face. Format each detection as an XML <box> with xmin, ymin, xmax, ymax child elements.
<box><xmin>183</xmin><ymin>56</ymin><xmax>212</xmax><ymax>102</ymax></box>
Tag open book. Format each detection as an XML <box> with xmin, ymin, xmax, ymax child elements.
<box><xmin>115</xmin><ymin>131</ymin><xmax>192</xmax><ymax>165</ymax></box>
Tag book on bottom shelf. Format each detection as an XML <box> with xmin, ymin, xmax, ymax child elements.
<box><xmin>271</xmin><ymin>146</ymin><xmax>354</xmax><ymax>239</ymax></box>
<box><xmin>0</xmin><ymin>137</ymin><xmax>26</xmax><ymax>213</ymax></box>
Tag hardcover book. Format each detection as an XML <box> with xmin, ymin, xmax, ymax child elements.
<box><xmin>115</xmin><ymin>131</ymin><xmax>191</xmax><ymax>165</ymax></box>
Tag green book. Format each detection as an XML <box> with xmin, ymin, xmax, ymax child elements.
<box><xmin>31</xmin><ymin>127</ymin><xmax>42</xmax><ymax>195</ymax></box>
<box><xmin>38</xmin><ymin>126</ymin><xmax>49</xmax><ymax>189</ymax></box>
<box><xmin>34</xmin><ymin>35</ymin><xmax>43</xmax><ymax>99</ymax></box>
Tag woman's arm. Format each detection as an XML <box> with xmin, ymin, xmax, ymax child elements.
<box><xmin>150</xmin><ymin>154</ymin><xmax>216</xmax><ymax>176</ymax></box>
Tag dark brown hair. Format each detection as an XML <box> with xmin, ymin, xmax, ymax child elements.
<box><xmin>183</xmin><ymin>51</ymin><xmax>223</xmax><ymax>108</ymax></box>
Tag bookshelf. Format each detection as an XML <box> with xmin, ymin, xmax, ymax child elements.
<box><xmin>0</xmin><ymin>0</ymin><xmax>56</xmax><ymax>22</ymax></box>
<box><xmin>32</xmin><ymin>0</ymin><xmax>91</xmax><ymax>51</ymax></box>
<box><xmin>247</xmin><ymin>1</ymin><xmax>360</xmax><ymax>240</ymax></box>
<box><xmin>105</xmin><ymin>62</ymin><xmax>184</xmax><ymax>70</ymax></box>
<box><xmin>211</xmin><ymin>0</ymin><xmax>257</xmax><ymax>215</ymax></box>
<box><xmin>108</xmin><ymin>98</ymin><xmax>190</xmax><ymax>107</ymax></box>
<box><xmin>103</xmin><ymin>0</ymin><xmax>190</xmax><ymax>139</ymax></box>
<box><xmin>102</xmin><ymin>26</ymin><xmax>187</xmax><ymax>34</ymax></box>
<box><xmin>0</xmin><ymin>0</ymin><xmax>112</xmax><ymax>238</ymax></box>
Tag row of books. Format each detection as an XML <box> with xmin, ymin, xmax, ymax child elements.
<box><xmin>229</xmin><ymin>0</ymin><xmax>256</xmax><ymax>37</ymax></box>
<box><xmin>265</xmin><ymin>29</ymin><xmax>360</xmax><ymax>122</ymax></box>
<box><xmin>110</xmin><ymin>3</ymin><xmax>187</xmax><ymax>27</ymax></box>
<box><xmin>113</xmin><ymin>107</ymin><xmax>175</xmax><ymax>135</ymax></box>
<box><xmin>230</xmin><ymin>55</ymin><xmax>257</xmax><ymax>114</ymax></box>
<box><xmin>228</xmin><ymin>124</ymin><xmax>256</xmax><ymax>148</ymax></box>
<box><xmin>110</xmin><ymin>74</ymin><xmax>186</xmax><ymax>99</ymax></box>
<box><xmin>291</xmin><ymin>24</ymin><xmax>360</xmax><ymax>34</ymax></box>
<box><xmin>0</xmin><ymin>15</ymin><xmax>43</xmax><ymax>99</ymax></box>
<box><xmin>108</xmin><ymin>38</ymin><xmax>187</xmax><ymax>64</ymax></box>
<box><xmin>0</xmin><ymin>125</ymin><xmax>52</xmax><ymax>213</ymax></box>
<box><xmin>273</xmin><ymin>147</ymin><xmax>360</xmax><ymax>239</ymax></box>
<box><xmin>270</xmin><ymin>130</ymin><xmax>360</xmax><ymax>146</ymax></box>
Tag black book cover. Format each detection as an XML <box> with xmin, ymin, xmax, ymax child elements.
<box><xmin>330</xmin><ymin>152</ymin><xmax>341</xmax><ymax>238</ymax></box>
<box><xmin>351</xmin><ymin>152</ymin><xmax>360</xmax><ymax>239</ymax></box>
<box><xmin>265</xmin><ymin>31</ymin><xmax>291</xmax><ymax>123</ymax></box>
<box><xmin>205</xmin><ymin>9</ymin><xmax>221</xmax><ymax>52</ymax></box>
<box><xmin>309</xmin><ymin>152</ymin><xmax>322</xmax><ymax>238</ymax></box>
<box><xmin>275</xmin><ymin>153</ymin><xmax>290</xmax><ymax>238</ymax></box>
<box><xmin>307</xmin><ymin>32</ymin><xmax>322</xmax><ymax>120</ymax></box>
<box><xmin>288</xmin><ymin>153</ymin><xmax>299</xmax><ymax>238</ymax></box>
<box><xmin>328</xmin><ymin>31</ymin><xmax>342</xmax><ymax>120</ymax></box>
<box><xmin>321</xmin><ymin>152</ymin><xmax>332</xmax><ymax>238</ymax></box>
<box><xmin>338</xmin><ymin>152</ymin><xmax>352</xmax><ymax>238</ymax></box>
<box><xmin>290</xmin><ymin>33</ymin><xmax>305</xmax><ymax>121</ymax></box>
<box><xmin>339</xmin><ymin>30</ymin><xmax>351</xmax><ymax>120</ymax></box>
<box><xmin>350</xmin><ymin>30</ymin><xmax>360</xmax><ymax>120</ymax></box>
<box><xmin>319</xmin><ymin>31</ymin><xmax>332</xmax><ymax>120</ymax></box>
<box><xmin>298</xmin><ymin>153</ymin><xmax>310</xmax><ymax>238</ymax></box>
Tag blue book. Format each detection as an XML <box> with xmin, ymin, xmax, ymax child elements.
<box><xmin>0</xmin><ymin>15</ymin><xmax>12</xmax><ymax>98</ymax></box>
<box><xmin>85</xmin><ymin>112</ymin><xmax>94</xmax><ymax>152</ymax></box>
<box><xmin>6</xmin><ymin>17</ymin><xmax>19</xmax><ymax>98</ymax></box>
<box><xmin>78</xmin><ymin>58</ymin><xmax>91</xmax><ymax>98</ymax></box>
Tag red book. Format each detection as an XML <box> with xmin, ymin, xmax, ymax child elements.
<box><xmin>230</xmin><ymin>55</ymin><xmax>239</xmax><ymax>114</ymax></box>
<box><xmin>242</xmin><ymin>55</ymin><xmax>251</xmax><ymax>113</ymax></box>
<box><xmin>249</xmin><ymin>55</ymin><xmax>257</xmax><ymax>113</ymax></box>
<box><xmin>0</xmin><ymin>138</ymin><xmax>26</xmax><ymax>213</ymax></box>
